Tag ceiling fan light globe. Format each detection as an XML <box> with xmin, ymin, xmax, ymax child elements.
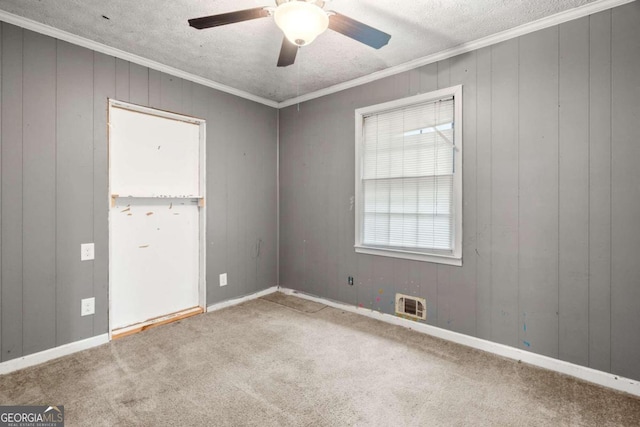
<box><xmin>274</xmin><ymin>1</ymin><xmax>329</xmax><ymax>46</ymax></box>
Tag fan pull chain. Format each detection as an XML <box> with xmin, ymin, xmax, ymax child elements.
<box><xmin>296</xmin><ymin>46</ymin><xmax>301</xmax><ymax>112</ymax></box>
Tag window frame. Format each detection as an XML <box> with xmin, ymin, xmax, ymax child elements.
<box><xmin>354</xmin><ymin>85</ymin><xmax>463</xmax><ymax>266</ymax></box>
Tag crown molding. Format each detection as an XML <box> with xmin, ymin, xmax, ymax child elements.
<box><xmin>278</xmin><ymin>0</ymin><xmax>634</xmax><ymax>108</ymax></box>
<box><xmin>0</xmin><ymin>0</ymin><xmax>633</xmax><ymax>110</ymax></box>
<box><xmin>0</xmin><ymin>10</ymin><xmax>279</xmax><ymax>109</ymax></box>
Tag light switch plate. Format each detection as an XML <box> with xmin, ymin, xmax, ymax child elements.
<box><xmin>81</xmin><ymin>243</ymin><xmax>95</xmax><ymax>261</ymax></box>
<box><xmin>81</xmin><ymin>297</ymin><xmax>95</xmax><ymax>316</ymax></box>
<box><xmin>219</xmin><ymin>273</ymin><xmax>228</xmax><ymax>287</ymax></box>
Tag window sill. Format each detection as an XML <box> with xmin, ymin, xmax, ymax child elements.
<box><xmin>354</xmin><ymin>245</ymin><xmax>462</xmax><ymax>266</ymax></box>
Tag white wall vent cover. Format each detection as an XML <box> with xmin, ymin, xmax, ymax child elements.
<box><xmin>395</xmin><ymin>294</ymin><xmax>427</xmax><ymax>320</ymax></box>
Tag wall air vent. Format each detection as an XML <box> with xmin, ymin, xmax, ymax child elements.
<box><xmin>395</xmin><ymin>293</ymin><xmax>426</xmax><ymax>320</ymax></box>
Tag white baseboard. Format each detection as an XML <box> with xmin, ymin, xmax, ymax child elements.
<box><xmin>0</xmin><ymin>334</ymin><xmax>109</xmax><ymax>376</ymax></box>
<box><xmin>207</xmin><ymin>286</ymin><xmax>278</xmax><ymax>313</ymax></box>
<box><xmin>4</xmin><ymin>287</ymin><xmax>637</xmax><ymax>398</ymax></box>
<box><xmin>0</xmin><ymin>288</ymin><xmax>277</xmax><ymax>376</ymax></box>
<box><xmin>278</xmin><ymin>287</ymin><xmax>640</xmax><ymax>398</ymax></box>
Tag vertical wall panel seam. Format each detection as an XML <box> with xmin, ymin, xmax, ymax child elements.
<box><xmin>110</xmin><ymin>54</ymin><xmax>117</xmax><ymax>333</ymax></box>
<box><xmin>516</xmin><ymin>36</ymin><xmax>521</xmax><ymax>347</ymax></box>
<box><xmin>276</xmin><ymin>109</ymin><xmax>280</xmax><ymax>287</ymax></box>
<box><xmin>475</xmin><ymin>52</ymin><xmax>479</xmax><ymax>335</ymax></box>
<box><xmin>489</xmin><ymin>46</ymin><xmax>493</xmax><ymax>340</ymax></box>
<box><xmin>53</xmin><ymin>38</ymin><xmax>58</xmax><ymax>347</ymax></box>
<box><xmin>0</xmin><ymin>22</ymin><xmax>3</xmax><ymax>353</ymax></box>
<box><xmin>91</xmin><ymin>51</ymin><xmax>95</xmax><ymax>336</ymax></box>
<box><xmin>557</xmin><ymin>24</ymin><xmax>561</xmax><ymax>358</ymax></box>
<box><xmin>229</xmin><ymin>101</ymin><xmax>231</xmax><ymax>284</ymax></box>
<box><xmin>20</xmin><ymin>26</ymin><xmax>24</xmax><ymax>354</ymax></box>
<box><xmin>302</xmin><ymin>108</ymin><xmax>307</xmax><ymax>292</ymax></box>
<box><xmin>90</xmin><ymin>52</ymin><xmax>95</xmax><ymax>336</ymax></box>
<box><xmin>435</xmin><ymin>64</ymin><xmax>439</xmax><ymax>311</ymax></box>
<box><xmin>587</xmin><ymin>16</ymin><xmax>591</xmax><ymax>367</ymax></box>
<box><xmin>608</xmin><ymin>9</ymin><xmax>612</xmax><ymax>373</ymax></box>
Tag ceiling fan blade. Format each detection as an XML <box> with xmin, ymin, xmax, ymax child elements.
<box><xmin>188</xmin><ymin>7</ymin><xmax>270</xmax><ymax>29</ymax></box>
<box><xmin>328</xmin><ymin>12</ymin><xmax>391</xmax><ymax>49</ymax></box>
<box><xmin>277</xmin><ymin>38</ymin><xmax>298</xmax><ymax>67</ymax></box>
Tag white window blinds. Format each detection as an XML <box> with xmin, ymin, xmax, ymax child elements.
<box><xmin>361</xmin><ymin>97</ymin><xmax>455</xmax><ymax>253</ymax></box>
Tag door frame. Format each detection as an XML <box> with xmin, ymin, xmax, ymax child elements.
<box><xmin>107</xmin><ymin>99</ymin><xmax>207</xmax><ymax>339</ymax></box>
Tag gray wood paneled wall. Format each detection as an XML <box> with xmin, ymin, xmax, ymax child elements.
<box><xmin>0</xmin><ymin>23</ymin><xmax>277</xmax><ymax>362</ymax></box>
<box><xmin>279</xmin><ymin>3</ymin><xmax>640</xmax><ymax>381</ymax></box>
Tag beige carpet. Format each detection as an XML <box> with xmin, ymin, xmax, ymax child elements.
<box><xmin>1</xmin><ymin>293</ymin><xmax>639</xmax><ymax>426</ymax></box>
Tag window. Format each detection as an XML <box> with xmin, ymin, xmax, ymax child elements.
<box><xmin>354</xmin><ymin>85</ymin><xmax>462</xmax><ymax>266</ymax></box>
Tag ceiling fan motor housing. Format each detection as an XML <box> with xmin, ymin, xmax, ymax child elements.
<box><xmin>276</xmin><ymin>0</ymin><xmax>326</xmax><ymax>8</ymax></box>
<box><xmin>274</xmin><ymin>0</ymin><xmax>329</xmax><ymax>46</ymax></box>
<box><xmin>188</xmin><ymin>0</ymin><xmax>390</xmax><ymax>67</ymax></box>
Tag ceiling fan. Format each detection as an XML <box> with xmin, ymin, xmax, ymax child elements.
<box><xmin>188</xmin><ymin>0</ymin><xmax>391</xmax><ymax>67</ymax></box>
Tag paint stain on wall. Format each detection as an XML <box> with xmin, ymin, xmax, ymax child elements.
<box><xmin>376</xmin><ymin>296</ymin><xmax>381</xmax><ymax>303</ymax></box>
<box><xmin>139</xmin><ymin>244</ymin><xmax>149</xmax><ymax>248</ymax></box>
<box><xmin>523</xmin><ymin>340</ymin><xmax>531</xmax><ymax>347</ymax></box>
<box><xmin>146</xmin><ymin>212</ymin><xmax>154</xmax><ymax>216</ymax></box>
<box><xmin>378</xmin><ymin>289</ymin><xmax>384</xmax><ymax>295</ymax></box>
<box><xmin>121</xmin><ymin>207</ymin><xmax>131</xmax><ymax>213</ymax></box>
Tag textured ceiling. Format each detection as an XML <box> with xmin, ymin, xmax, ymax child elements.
<box><xmin>0</xmin><ymin>0</ymin><xmax>598</xmax><ymax>102</ymax></box>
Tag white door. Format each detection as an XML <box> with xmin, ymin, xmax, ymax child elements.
<box><xmin>108</xmin><ymin>101</ymin><xmax>206</xmax><ymax>332</ymax></box>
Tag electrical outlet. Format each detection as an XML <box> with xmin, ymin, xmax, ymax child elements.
<box><xmin>81</xmin><ymin>243</ymin><xmax>95</xmax><ymax>261</ymax></box>
<box><xmin>348</xmin><ymin>276</ymin><xmax>354</xmax><ymax>286</ymax></box>
<box><xmin>219</xmin><ymin>273</ymin><xmax>228</xmax><ymax>287</ymax></box>
<box><xmin>81</xmin><ymin>297</ymin><xmax>95</xmax><ymax>316</ymax></box>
